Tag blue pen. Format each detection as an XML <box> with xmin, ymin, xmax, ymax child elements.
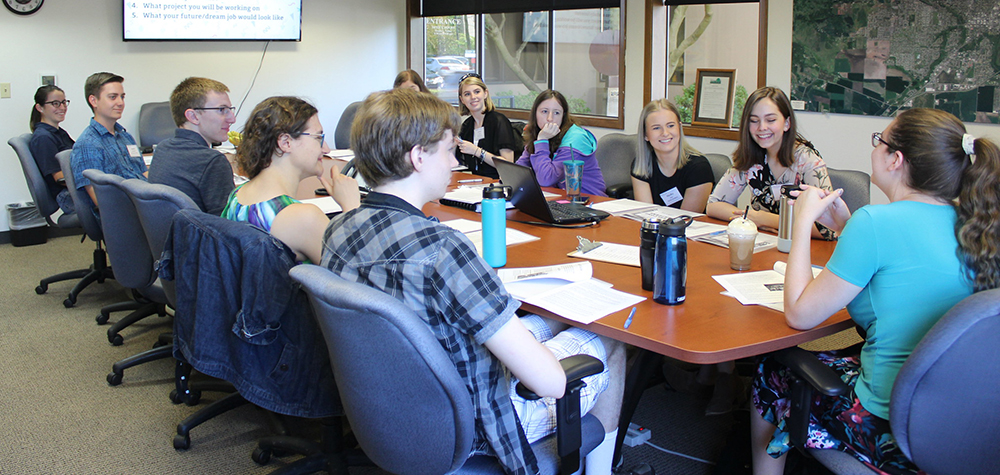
<box><xmin>623</xmin><ymin>307</ymin><xmax>636</xmax><ymax>329</ymax></box>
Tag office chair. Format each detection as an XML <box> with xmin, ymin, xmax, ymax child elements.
<box><xmin>333</xmin><ymin>101</ymin><xmax>362</xmax><ymax>150</ymax></box>
<box><xmin>55</xmin><ymin>150</ymin><xmax>115</xmax><ymax>307</ymax></box>
<box><xmin>509</xmin><ymin>119</ymin><xmax>527</xmax><ymax>154</ymax></box>
<box><xmin>137</xmin><ymin>101</ymin><xmax>175</xmax><ymax>152</ymax></box>
<box><xmin>826</xmin><ymin>168</ymin><xmax>871</xmax><ymax>214</ymax></box>
<box><xmin>281</xmin><ymin>264</ymin><xmax>606</xmax><ymax>475</ymax></box>
<box><xmin>774</xmin><ymin>288</ymin><xmax>1000</xmax><ymax>474</ymax></box>
<box><xmin>84</xmin><ymin>171</ymin><xmax>169</xmax><ymax>348</ymax></box>
<box><xmin>704</xmin><ymin>153</ymin><xmax>732</xmax><ymax>189</ymax></box>
<box><xmin>595</xmin><ymin>133</ymin><xmax>637</xmax><ymax>198</ymax></box>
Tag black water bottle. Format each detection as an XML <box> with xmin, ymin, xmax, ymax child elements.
<box><xmin>639</xmin><ymin>218</ymin><xmax>660</xmax><ymax>291</ymax></box>
<box><xmin>652</xmin><ymin>217</ymin><xmax>688</xmax><ymax>305</ymax></box>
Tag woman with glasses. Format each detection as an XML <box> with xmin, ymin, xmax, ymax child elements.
<box><xmin>751</xmin><ymin>108</ymin><xmax>1000</xmax><ymax>475</ymax></box>
<box><xmin>392</xmin><ymin>69</ymin><xmax>430</xmax><ymax>93</ymax></box>
<box><xmin>29</xmin><ymin>85</ymin><xmax>76</xmax><ymax>214</ymax></box>
<box><xmin>222</xmin><ymin>96</ymin><xmax>360</xmax><ymax>263</ymax></box>
<box><xmin>517</xmin><ymin>90</ymin><xmax>606</xmax><ymax>196</ymax></box>
<box><xmin>706</xmin><ymin>86</ymin><xmax>836</xmax><ymax>239</ymax></box>
<box><xmin>454</xmin><ymin>73</ymin><xmax>517</xmax><ymax>178</ymax></box>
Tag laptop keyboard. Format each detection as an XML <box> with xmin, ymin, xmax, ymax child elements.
<box><xmin>548</xmin><ymin>201</ymin><xmax>602</xmax><ymax>221</ymax></box>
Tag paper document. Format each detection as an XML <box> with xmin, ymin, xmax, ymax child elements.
<box><xmin>497</xmin><ymin>261</ymin><xmax>593</xmax><ymax>284</ymax></box>
<box><xmin>521</xmin><ymin>279</ymin><xmax>646</xmax><ymax>325</ymax></box>
<box><xmin>567</xmin><ymin>242</ymin><xmax>640</xmax><ymax>267</ymax></box>
<box><xmin>440</xmin><ymin>219</ymin><xmax>540</xmax><ymax>256</ymax></box>
<box><xmin>712</xmin><ymin>261</ymin><xmax>824</xmax><ymax>309</ymax></box>
<box><xmin>689</xmin><ymin>228</ymin><xmax>778</xmax><ymax>253</ymax></box>
<box><xmin>326</xmin><ymin>149</ymin><xmax>355</xmax><ymax>160</ymax></box>
<box><xmin>620</xmin><ymin>206</ymin><xmax>704</xmax><ymax>223</ymax></box>
<box><xmin>300</xmin><ymin>196</ymin><xmax>343</xmax><ymax>215</ymax></box>
<box><xmin>591</xmin><ymin>199</ymin><xmax>660</xmax><ymax>216</ymax></box>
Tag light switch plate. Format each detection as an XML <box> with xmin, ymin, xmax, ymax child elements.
<box><xmin>0</xmin><ymin>83</ymin><xmax>10</xmax><ymax>99</ymax></box>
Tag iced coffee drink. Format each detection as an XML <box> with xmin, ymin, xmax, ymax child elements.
<box><xmin>728</xmin><ymin>217</ymin><xmax>757</xmax><ymax>271</ymax></box>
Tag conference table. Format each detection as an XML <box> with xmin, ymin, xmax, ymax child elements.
<box><xmin>302</xmin><ymin>157</ymin><xmax>854</xmax><ymax>463</ymax></box>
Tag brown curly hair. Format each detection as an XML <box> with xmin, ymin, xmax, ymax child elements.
<box><xmin>236</xmin><ymin>96</ymin><xmax>317</xmax><ymax>179</ymax></box>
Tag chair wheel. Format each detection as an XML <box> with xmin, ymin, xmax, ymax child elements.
<box><xmin>252</xmin><ymin>447</ymin><xmax>272</xmax><ymax>465</ymax></box>
<box><xmin>36</xmin><ymin>284</ymin><xmax>47</xmax><ymax>294</ymax></box>
<box><xmin>185</xmin><ymin>390</ymin><xmax>202</xmax><ymax>406</ymax></box>
<box><xmin>109</xmin><ymin>333</ymin><xmax>124</xmax><ymax>346</ymax></box>
<box><xmin>96</xmin><ymin>314</ymin><xmax>109</xmax><ymax>325</ymax></box>
<box><xmin>107</xmin><ymin>372</ymin><xmax>123</xmax><ymax>386</ymax></box>
<box><xmin>63</xmin><ymin>297</ymin><xmax>75</xmax><ymax>308</ymax></box>
<box><xmin>174</xmin><ymin>434</ymin><xmax>191</xmax><ymax>451</ymax></box>
<box><xmin>169</xmin><ymin>389</ymin><xmax>183</xmax><ymax>404</ymax></box>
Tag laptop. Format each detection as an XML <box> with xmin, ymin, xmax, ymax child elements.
<box><xmin>494</xmin><ymin>159</ymin><xmax>610</xmax><ymax>224</ymax></box>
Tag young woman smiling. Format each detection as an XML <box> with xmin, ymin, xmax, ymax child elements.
<box><xmin>454</xmin><ymin>73</ymin><xmax>517</xmax><ymax>179</ymax></box>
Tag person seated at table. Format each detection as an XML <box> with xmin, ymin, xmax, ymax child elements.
<box><xmin>148</xmin><ymin>77</ymin><xmax>236</xmax><ymax>215</ymax></box>
<box><xmin>322</xmin><ymin>88</ymin><xmax>625</xmax><ymax>475</ymax></box>
<box><xmin>392</xmin><ymin>69</ymin><xmax>430</xmax><ymax>93</ymax></box>
<box><xmin>751</xmin><ymin>108</ymin><xmax>1000</xmax><ymax>475</ymax></box>
<box><xmin>631</xmin><ymin>98</ymin><xmax>714</xmax><ymax>211</ymax></box>
<box><xmin>454</xmin><ymin>73</ymin><xmax>517</xmax><ymax>178</ymax></box>
<box><xmin>29</xmin><ymin>85</ymin><xmax>76</xmax><ymax>214</ymax></box>
<box><xmin>222</xmin><ymin>96</ymin><xmax>360</xmax><ymax>263</ymax></box>
<box><xmin>706</xmin><ymin>86</ymin><xmax>836</xmax><ymax>239</ymax></box>
<box><xmin>517</xmin><ymin>90</ymin><xmax>607</xmax><ymax>197</ymax></box>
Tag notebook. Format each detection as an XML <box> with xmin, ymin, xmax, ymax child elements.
<box><xmin>494</xmin><ymin>160</ymin><xmax>610</xmax><ymax>224</ymax></box>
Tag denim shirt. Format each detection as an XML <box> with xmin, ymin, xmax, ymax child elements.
<box><xmin>159</xmin><ymin>209</ymin><xmax>339</xmax><ymax>418</ymax></box>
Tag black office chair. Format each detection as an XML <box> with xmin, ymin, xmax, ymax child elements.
<box><xmin>509</xmin><ymin>119</ymin><xmax>527</xmax><ymax>155</ymax></box>
<box><xmin>286</xmin><ymin>264</ymin><xmax>606</xmax><ymax>475</ymax></box>
<box><xmin>55</xmin><ymin>150</ymin><xmax>115</xmax><ymax>307</ymax></box>
<box><xmin>595</xmin><ymin>133</ymin><xmax>636</xmax><ymax>198</ymax></box>
<box><xmin>774</xmin><ymin>288</ymin><xmax>1000</xmax><ymax>474</ymax></box>
<box><xmin>137</xmin><ymin>101</ymin><xmax>175</xmax><ymax>153</ymax></box>
<box><xmin>84</xmin><ymin>170</ymin><xmax>169</xmax><ymax>348</ymax></box>
<box><xmin>333</xmin><ymin>101</ymin><xmax>362</xmax><ymax>150</ymax></box>
<box><xmin>826</xmin><ymin>168</ymin><xmax>871</xmax><ymax>214</ymax></box>
<box><xmin>704</xmin><ymin>153</ymin><xmax>732</xmax><ymax>190</ymax></box>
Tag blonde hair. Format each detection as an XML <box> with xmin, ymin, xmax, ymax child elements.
<box><xmin>632</xmin><ymin>98</ymin><xmax>700</xmax><ymax>178</ymax></box>
<box><xmin>457</xmin><ymin>75</ymin><xmax>495</xmax><ymax>115</ymax></box>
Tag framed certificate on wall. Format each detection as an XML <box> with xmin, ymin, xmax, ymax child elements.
<box><xmin>692</xmin><ymin>69</ymin><xmax>736</xmax><ymax>128</ymax></box>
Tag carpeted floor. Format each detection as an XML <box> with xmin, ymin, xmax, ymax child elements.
<box><xmin>0</xmin><ymin>235</ymin><xmax>857</xmax><ymax>474</ymax></box>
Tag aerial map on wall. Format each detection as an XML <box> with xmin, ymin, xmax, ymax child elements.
<box><xmin>791</xmin><ymin>0</ymin><xmax>1000</xmax><ymax>123</ymax></box>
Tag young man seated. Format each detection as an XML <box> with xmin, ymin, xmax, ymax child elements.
<box><xmin>320</xmin><ymin>89</ymin><xmax>624</xmax><ymax>475</ymax></box>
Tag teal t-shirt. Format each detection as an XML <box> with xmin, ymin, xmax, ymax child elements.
<box><xmin>825</xmin><ymin>201</ymin><xmax>972</xmax><ymax>420</ymax></box>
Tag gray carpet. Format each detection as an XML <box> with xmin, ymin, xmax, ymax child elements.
<box><xmin>0</xmin><ymin>235</ymin><xmax>858</xmax><ymax>474</ymax></box>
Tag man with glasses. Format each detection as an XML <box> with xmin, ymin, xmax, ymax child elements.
<box><xmin>71</xmin><ymin>72</ymin><xmax>147</xmax><ymax>212</ymax></box>
<box><xmin>148</xmin><ymin>77</ymin><xmax>237</xmax><ymax>215</ymax></box>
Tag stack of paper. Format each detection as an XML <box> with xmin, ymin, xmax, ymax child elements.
<box><xmin>497</xmin><ymin>262</ymin><xmax>645</xmax><ymax>324</ymax></box>
<box><xmin>712</xmin><ymin>262</ymin><xmax>823</xmax><ymax>312</ymax></box>
<box><xmin>440</xmin><ymin>219</ymin><xmax>539</xmax><ymax>256</ymax></box>
<box><xmin>590</xmin><ymin>199</ymin><xmax>705</xmax><ymax>222</ymax></box>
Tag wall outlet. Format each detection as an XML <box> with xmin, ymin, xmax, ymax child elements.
<box><xmin>0</xmin><ymin>83</ymin><xmax>10</xmax><ymax>99</ymax></box>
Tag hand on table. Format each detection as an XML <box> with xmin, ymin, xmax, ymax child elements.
<box><xmin>320</xmin><ymin>162</ymin><xmax>361</xmax><ymax>212</ymax></box>
<box><xmin>537</xmin><ymin>122</ymin><xmax>560</xmax><ymax>141</ymax></box>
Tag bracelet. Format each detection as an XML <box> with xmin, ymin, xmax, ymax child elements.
<box><xmin>478</xmin><ymin>148</ymin><xmax>487</xmax><ymax>160</ymax></box>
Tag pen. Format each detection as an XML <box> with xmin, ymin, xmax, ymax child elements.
<box><xmin>623</xmin><ymin>307</ymin><xmax>636</xmax><ymax>329</ymax></box>
<box><xmin>458</xmin><ymin>178</ymin><xmax>484</xmax><ymax>183</ymax></box>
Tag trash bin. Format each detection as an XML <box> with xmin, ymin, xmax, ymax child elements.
<box><xmin>7</xmin><ymin>201</ymin><xmax>48</xmax><ymax>247</ymax></box>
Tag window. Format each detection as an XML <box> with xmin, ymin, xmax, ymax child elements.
<box><xmin>412</xmin><ymin>1</ymin><xmax>624</xmax><ymax>128</ymax></box>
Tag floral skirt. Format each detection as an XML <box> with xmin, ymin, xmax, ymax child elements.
<box><xmin>751</xmin><ymin>345</ymin><xmax>923</xmax><ymax>475</ymax></box>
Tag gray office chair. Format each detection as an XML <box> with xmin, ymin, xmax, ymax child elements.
<box><xmin>84</xmin><ymin>170</ymin><xmax>168</xmax><ymax>347</ymax></box>
<box><xmin>775</xmin><ymin>288</ymin><xmax>1000</xmax><ymax>474</ymax></box>
<box><xmin>287</xmin><ymin>264</ymin><xmax>605</xmax><ymax>475</ymax></box>
<box><xmin>137</xmin><ymin>101</ymin><xmax>175</xmax><ymax>152</ymax></box>
<box><xmin>826</xmin><ymin>168</ymin><xmax>871</xmax><ymax>214</ymax></box>
<box><xmin>704</xmin><ymin>153</ymin><xmax>732</xmax><ymax>190</ymax></box>
<box><xmin>333</xmin><ymin>101</ymin><xmax>362</xmax><ymax>150</ymax></box>
<box><xmin>595</xmin><ymin>133</ymin><xmax>637</xmax><ymax>198</ymax></box>
<box><xmin>55</xmin><ymin>150</ymin><xmax>115</xmax><ymax>307</ymax></box>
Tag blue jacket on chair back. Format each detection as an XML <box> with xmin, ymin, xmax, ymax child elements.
<box><xmin>159</xmin><ymin>209</ymin><xmax>340</xmax><ymax>418</ymax></box>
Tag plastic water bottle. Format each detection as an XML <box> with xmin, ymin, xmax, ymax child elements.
<box><xmin>653</xmin><ymin>217</ymin><xmax>688</xmax><ymax>305</ymax></box>
<box><xmin>481</xmin><ymin>185</ymin><xmax>507</xmax><ymax>267</ymax></box>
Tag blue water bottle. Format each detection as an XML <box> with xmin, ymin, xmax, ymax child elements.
<box><xmin>481</xmin><ymin>185</ymin><xmax>508</xmax><ymax>267</ymax></box>
<box><xmin>652</xmin><ymin>217</ymin><xmax>690</xmax><ymax>305</ymax></box>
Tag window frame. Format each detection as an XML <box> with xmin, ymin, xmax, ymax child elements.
<box><xmin>644</xmin><ymin>0</ymin><xmax>768</xmax><ymax>140</ymax></box>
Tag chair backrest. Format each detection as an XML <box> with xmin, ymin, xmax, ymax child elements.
<box><xmin>83</xmin><ymin>169</ymin><xmax>155</xmax><ymax>290</ymax></box>
<box><xmin>334</xmin><ymin>101</ymin><xmax>362</xmax><ymax>150</ymax></box>
<box><xmin>704</xmin><ymin>153</ymin><xmax>732</xmax><ymax>189</ymax></box>
<box><xmin>121</xmin><ymin>179</ymin><xmax>198</xmax><ymax>261</ymax></box>
<box><xmin>9</xmin><ymin>133</ymin><xmax>59</xmax><ymax>219</ymax></box>
<box><xmin>890</xmin><ymin>288</ymin><xmax>1000</xmax><ymax>475</ymax></box>
<box><xmin>509</xmin><ymin>119</ymin><xmax>527</xmax><ymax>155</ymax></box>
<box><xmin>290</xmin><ymin>264</ymin><xmax>475</xmax><ymax>475</ymax></box>
<box><xmin>595</xmin><ymin>133</ymin><xmax>637</xmax><ymax>198</ymax></box>
<box><xmin>56</xmin><ymin>150</ymin><xmax>104</xmax><ymax>242</ymax></box>
<box><xmin>826</xmin><ymin>168</ymin><xmax>870</xmax><ymax>214</ymax></box>
<box><xmin>137</xmin><ymin>101</ymin><xmax>175</xmax><ymax>149</ymax></box>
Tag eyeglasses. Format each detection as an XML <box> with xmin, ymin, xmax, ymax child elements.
<box><xmin>192</xmin><ymin>106</ymin><xmax>236</xmax><ymax>116</ymax></box>
<box><xmin>300</xmin><ymin>132</ymin><xmax>326</xmax><ymax>143</ymax></box>
<box><xmin>460</xmin><ymin>72</ymin><xmax>482</xmax><ymax>82</ymax></box>
<box><xmin>871</xmin><ymin>132</ymin><xmax>896</xmax><ymax>150</ymax></box>
<box><xmin>44</xmin><ymin>100</ymin><xmax>70</xmax><ymax>107</ymax></box>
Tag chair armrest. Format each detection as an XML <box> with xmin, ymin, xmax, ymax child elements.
<box><xmin>606</xmin><ymin>183</ymin><xmax>633</xmax><ymax>199</ymax></box>
<box><xmin>515</xmin><ymin>354</ymin><xmax>604</xmax><ymax>400</ymax></box>
<box><xmin>774</xmin><ymin>347</ymin><xmax>850</xmax><ymax>397</ymax></box>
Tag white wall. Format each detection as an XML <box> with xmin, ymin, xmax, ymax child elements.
<box><xmin>0</xmin><ymin>0</ymin><xmax>405</xmax><ymax>231</ymax></box>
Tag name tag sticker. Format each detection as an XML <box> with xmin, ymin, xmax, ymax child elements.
<box><xmin>127</xmin><ymin>144</ymin><xmax>142</xmax><ymax>158</ymax></box>
<box><xmin>659</xmin><ymin>187</ymin><xmax>683</xmax><ymax>206</ymax></box>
